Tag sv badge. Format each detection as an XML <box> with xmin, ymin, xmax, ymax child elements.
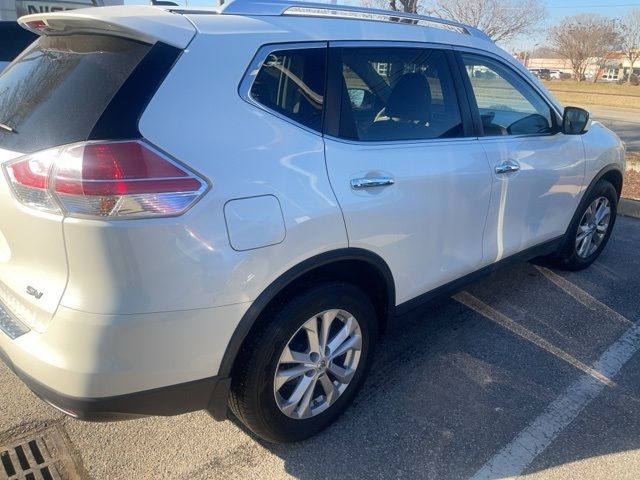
<box><xmin>26</xmin><ymin>286</ymin><xmax>43</xmax><ymax>300</ymax></box>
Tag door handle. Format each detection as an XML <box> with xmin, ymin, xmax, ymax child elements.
<box><xmin>351</xmin><ymin>177</ymin><xmax>395</xmax><ymax>189</ymax></box>
<box><xmin>495</xmin><ymin>160</ymin><xmax>520</xmax><ymax>175</ymax></box>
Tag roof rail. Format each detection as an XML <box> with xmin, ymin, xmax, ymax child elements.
<box><xmin>218</xmin><ymin>0</ymin><xmax>492</xmax><ymax>41</ymax></box>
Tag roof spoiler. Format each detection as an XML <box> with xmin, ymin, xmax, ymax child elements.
<box><xmin>18</xmin><ymin>6</ymin><xmax>196</xmax><ymax>49</ymax></box>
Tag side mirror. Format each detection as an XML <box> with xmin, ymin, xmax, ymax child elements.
<box><xmin>562</xmin><ymin>107</ymin><xmax>590</xmax><ymax>134</ymax></box>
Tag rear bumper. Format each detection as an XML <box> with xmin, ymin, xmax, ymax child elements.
<box><xmin>0</xmin><ymin>301</ymin><xmax>251</xmax><ymax>421</ymax></box>
<box><xmin>0</xmin><ymin>347</ymin><xmax>231</xmax><ymax>420</ymax></box>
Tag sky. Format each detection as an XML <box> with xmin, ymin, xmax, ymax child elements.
<box><xmin>123</xmin><ymin>0</ymin><xmax>640</xmax><ymax>50</ymax></box>
<box><xmin>513</xmin><ymin>1</ymin><xmax>640</xmax><ymax>51</ymax></box>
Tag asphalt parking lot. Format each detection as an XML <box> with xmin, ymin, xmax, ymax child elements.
<box><xmin>1</xmin><ymin>215</ymin><xmax>639</xmax><ymax>479</ymax></box>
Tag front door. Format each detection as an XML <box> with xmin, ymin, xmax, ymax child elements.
<box><xmin>323</xmin><ymin>45</ymin><xmax>493</xmax><ymax>305</ymax></box>
<box><xmin>458</xmin><ymin>52</ymin><xmax>585</xmax><ymax>263</ymax></box>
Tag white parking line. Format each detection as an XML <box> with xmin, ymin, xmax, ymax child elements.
<box><xmin>535</xmin><ymin>266</ymin><xmax>632</xmax><ymax>325</ymax></box>
<box><xmin>463</xmin><ymin>291</ymin><xmax>639</xmax><ymax>479</ymax></box>
<box><xmin>454</xmin><ymin>292</ymin><xmax>613</xmax><ymax>386</ymax></box>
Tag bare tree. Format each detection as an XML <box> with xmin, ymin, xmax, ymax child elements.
<box><xmin>359</xmin><ymin>0</ymin><xmax>545</xmax><ymax>41</ymax></box>
<box><xmin>422</xmin><ymin>0</ymin><xmax>546</xmax><ymax>42</ymax></box>
<box><xmin>618</xmin><ymin>9</ymin><xmax>640</xmax><ymax>82</ymax></box>
<box><xmin>549</xmin><ymin>14</ymin><xmax>619</xmax><ymax>82</ymax></box>
<box><xmin>360</xmin><ymin>0</ymin><xmax>419</xmax><ymax>13</ymax></box>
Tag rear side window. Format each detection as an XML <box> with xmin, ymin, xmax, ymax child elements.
<box><xmin>250</xmin><ymin>48</ymin><xmax>326</xmax><ymax>132</ymax></box>
<box><xmin>0</xmin><ymin>35</ymin><xmax>150</xmax><ymax>153</ymax></box>
<box><xmin>337</xmin><ymin>48</ymin><xmax>463</xmax><ymax>142</ymax></box>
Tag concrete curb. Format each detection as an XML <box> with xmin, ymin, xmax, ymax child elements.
<box><xmin>619</xmin><ymin>198</ymin><xmax>640</xmax><ymax>219</ymax></box>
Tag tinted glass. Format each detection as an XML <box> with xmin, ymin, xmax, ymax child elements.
<box><xmin>462</xmin><ymin>54</ymin><xmax>555</xmax><ymax>136</ymax></box>
<box><xmin>0</xmin><ymin>22</ymin><xmax>37</xmax><ymax>62</ymax></box>
<box><xmin>250</xmin><ymin>48</ymin><xmax>326</xmax><ymax>132</ymax></box>
<box><xmin>338</xmin><ymin>48</ymin><xmax>463</xmax><ymax>141</ymax></box>
<box><xmin>0</xmin><ymin>35</ymin><xmax>150</xmax><ymax>153</ymax></box>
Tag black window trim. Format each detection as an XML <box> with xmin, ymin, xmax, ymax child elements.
<box><xmin>238</xmin><ymin>41</ymin><xmax>328</xmax><ymax>136</ymax></box>
<box><xmin>323</xmin><ymin>40</ymin><xmax>477</xmax><ymax>145</ymax></box>
<box><xmin>452</xmin><ymin>47</ymin><xmax>564</xmax><ymax>139</ymax></box>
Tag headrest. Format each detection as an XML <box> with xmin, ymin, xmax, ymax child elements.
<box><xmin>385</xmin><ymin>73</ymin><xmax>432</xmax><ymax>123</ymax></box>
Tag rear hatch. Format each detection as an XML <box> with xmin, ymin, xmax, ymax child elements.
<box><xmin>0</xmin><ymin>32</ymin><xmax>155</xmax><ymax>332</ymax></box>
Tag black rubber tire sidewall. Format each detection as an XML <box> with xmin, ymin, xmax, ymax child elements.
<box><xmin>229</xmin><ymin>282</ymin><xmax>377</xmax><ymax>443</ymax></box>
<box><xmin>555</xmin><ymin>179</ymin><xmax>618</xmax><ymax>271</ymax></box>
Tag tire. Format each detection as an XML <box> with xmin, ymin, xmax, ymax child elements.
<box><xmin>551</xmin><ymin>179</ymin><xmax>618</xmax><ymax>271</ymax></box>
<box><xmin>228</xmin><ymin>282</ymin><xmax>378</xmax><ymax>443</ymax></box>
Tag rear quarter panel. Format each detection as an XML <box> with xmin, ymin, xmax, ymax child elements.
<box><xmin>0</xmin><ymin>148</ymin><xmax>68</xmax><ymax>332</ymax></box>
<box><xmin>60</xmin><ymin>30</ymin><xmax>347</xmax><ymax>315</ymax></box>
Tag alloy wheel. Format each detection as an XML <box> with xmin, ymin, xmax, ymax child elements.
<box><xmin>575</xmin><ymin>196</ymin><xmax>610</xmax><ymax>259</ymax></box>
<box><xmin>273</xmin><ymin>309</ymin><xmax>363</xmax><ymax>419</ymax></box>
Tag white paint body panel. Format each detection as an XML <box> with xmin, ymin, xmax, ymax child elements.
<box><xmin>324</xmin><ymin>137</ymin><xmax>492</xmax><ymax>304</ymax></box>
<box><xmin>582</xmin><ymin>121</ymin><xmax>626</xmax><ymax>185</ymax></box>
<box><xmin>481</xmin><ymin>134</ymin><xmax>586</xmax><ymax>263</ymax></box>
<box><xmin>0</xmin><ymin>147</ymin><xmax>68</xmax><ymax>333</ymax></box>
<box><xmin>0</xmin><ymin>302</ymin><xmax>251</xmax><ymax>397</ymax></box>
<box><xmin>0</xmin><ymin>6</ymin><xmax>626</xmax><ymax>399</ymax></box>
<box><xmin>224</xmin><ymin>195</ymin><xmax>286</xmax><ymax>251</ymax></box>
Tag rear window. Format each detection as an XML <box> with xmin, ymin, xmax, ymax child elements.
<box><xmin>0</xmin><ymin>35</ymin><xmax>150</xmax><ymax>153</ymax></box>
<box><xmin>0</xmin><ymin>22</ymin><xmax>37</xmax><ymax>63</ymax></box>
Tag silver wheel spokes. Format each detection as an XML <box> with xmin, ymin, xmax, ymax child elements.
<box><xmin>274</xmin><ymin>309</ymin><xmax>362</xmax><ymax>419</ymax></box>
<box><xmin>576</xmin><ymin>196</ymin><xmax>610</xmax><ymax>259</ymax></box>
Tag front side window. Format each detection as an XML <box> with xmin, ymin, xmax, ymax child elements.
<box><xmin>250</xmin><ymin>48</ymin><xmax>326</xmax><ymax>132</ymax></box>
<box><xmin>338</xmin><ymin>48</ymin><xmax>464</xmax><ymax>142</ymax></box>
<box><xmin>462</xmin><ymin>54</ymin><xmax>556</xmax><ymax>136</ymax></box>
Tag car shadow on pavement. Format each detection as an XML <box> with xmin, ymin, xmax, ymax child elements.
<box><xmin>240</xmin><ymin>217</ymin><xmax>640</xmax><ymax>480</ymax></box>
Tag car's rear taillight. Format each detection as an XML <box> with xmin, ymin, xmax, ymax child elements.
<box><xmin>2</xmin><ymin>140</ymin><xmax>208</xmax><ymax>218</ymax></box>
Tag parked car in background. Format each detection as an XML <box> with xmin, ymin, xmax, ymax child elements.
<box><xmin>550</xmin><ymin>70</ymin><xmax>562</xmax><ymax>80</ymax></box>
<box><xmin>0</xmin><ymin>0</ymin><xmax>626</xmax><ymax>444</ymax></box>
<box><xmin>536</xmin><ymin>68</ymin><xmax>551</xmax><ymax>80</ymax></box>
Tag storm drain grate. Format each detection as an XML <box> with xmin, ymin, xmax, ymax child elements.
<box><xmin>0</xmin><ymin>427</ymin><xmax>82</xmax><ymax>480</ymax></box>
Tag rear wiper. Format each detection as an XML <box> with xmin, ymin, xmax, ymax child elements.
<box><xmin>0</xmin><ymin>122</ymin><xmax>16</xmax><ymax>134</ymax></box>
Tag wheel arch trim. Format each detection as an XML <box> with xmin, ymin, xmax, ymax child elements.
<box><xmin>217</xmin><ymin>248</ymin><xmax>395</xmax><ymax>380</ymax></box>
<box><xmin>567</xmin><ymin>163</ymin><xmax>624</xmax><ymax>238</ymax></box>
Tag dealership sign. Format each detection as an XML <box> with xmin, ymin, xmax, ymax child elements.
<box><xmin>14</xmin><ymin>0</ymin><xmax>121</xmax><ymax>17</ymax></box>
<box><xmin>17</xmin><ymin>1</ymin><xmax>93</xmax><ymax>15</ymax></box>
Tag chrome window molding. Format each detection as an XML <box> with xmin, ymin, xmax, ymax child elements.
<box><xmin>238</xmin><ymin>41</ymin><xmax>327</xmax><ymax>137</ymax></box>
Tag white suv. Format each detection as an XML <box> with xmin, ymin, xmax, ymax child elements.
<box><xmin>0</xmin><ymin>0</ymin><xmax>625</xmax><ymax>443</ymax></box>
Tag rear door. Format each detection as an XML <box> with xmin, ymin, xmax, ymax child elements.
<box><xmin>323</xmin><ymin>44</ymin><xmax>493</xmax><ymax>305</ymax></box>
<box><xmin>457</xmin><ymin>52</ymin><xmax>585</xmax><ymax>262</ymax></box>
<box><xmin>0</xmin><ymin>34</ymin><xmax>151</xmax><ymax>332</ymax></box>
